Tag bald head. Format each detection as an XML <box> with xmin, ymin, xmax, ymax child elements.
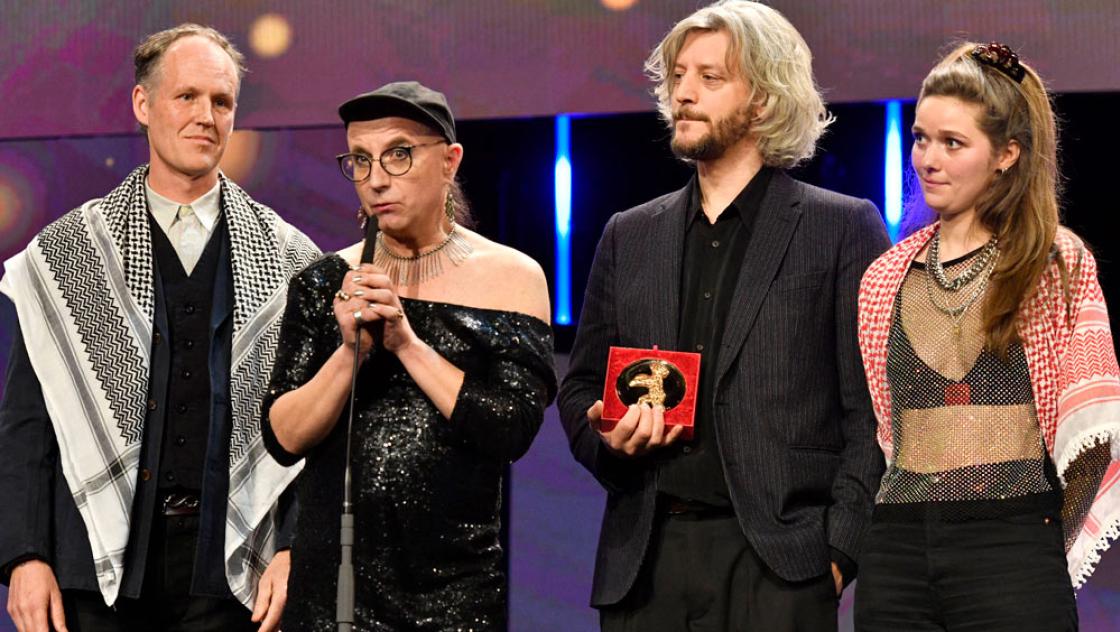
<box><xmin>134</xmin><ymin>23</ymin><xmax>245</xmax><ymax>96</ymax></box>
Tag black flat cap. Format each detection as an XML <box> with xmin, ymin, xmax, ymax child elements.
<box><xmin>338</xmin><ymin>81</ymin><xmax>456</xmax><ymax>143</ymax></box>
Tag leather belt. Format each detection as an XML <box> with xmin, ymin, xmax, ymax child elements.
<box><xmin>661</xmin><ymin>496</ymin><xmax>736</xmax><ymax>519</ymax></box>
<box><xmin>161</xmin><ymin>491</ymin><xmax>201</xmax><ymax>517</ymax></box>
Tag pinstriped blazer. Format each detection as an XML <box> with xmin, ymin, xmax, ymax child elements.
<box><xmin>558</xmin><ymin>170</ymin><xmax>891</xmax><ymax>607</ymax></box>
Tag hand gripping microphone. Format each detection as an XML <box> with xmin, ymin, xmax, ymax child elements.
<box><xmin>337</xmin><ymin>215</ymin><xmax>378</xmax><ymax>631</ymax></box>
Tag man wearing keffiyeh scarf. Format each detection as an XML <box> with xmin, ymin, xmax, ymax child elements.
<box><xmin>0</xmin><ymin>24</ymin><xmax>319</xmax><ymax>632</ymax></box>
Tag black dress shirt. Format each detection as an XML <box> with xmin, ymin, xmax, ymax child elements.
<box><xmin>657</xmin><ymin>167</ymin><xmax>774</xmax><ymax>506</ymax></box>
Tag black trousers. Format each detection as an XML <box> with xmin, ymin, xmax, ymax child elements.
<box><xmin>600</xmin><ymin>513</ymin><xmax>837</xmax><ymax>632</ymax></box>
<box><xmin>854</xmin><ymin>511</ymin><xmax>1078</xmax><ymax>631</ymax></box>
<box><xmin>62</xmin><ymin>514</ymin><xmax>254</xmax><ymax>632</ymax></box>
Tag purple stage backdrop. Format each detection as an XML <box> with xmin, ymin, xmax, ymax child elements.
<box><xmin>4</xmin><ymin>1</ymin><xmax>1120</xmax><ymax>630</ymax></box>
<box><xmin>3</xmin><ymin>1</ymin><xmax>1120</xmax><ymax>139</ymax></box>
<box><xmin>2</xmin><ymin>126</ymin><xmax>1120</xmax><ymax>632</ymax></box>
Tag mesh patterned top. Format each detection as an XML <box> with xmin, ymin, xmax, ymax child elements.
<box><xmin>262</xmin><ymin>254</ymin><xmax>556</xmax><ymax>631</ymax></box>
<box><xmin>877</xmin><ymin>247</ymin><xmax>1060</xmax><ymax>521</ymax></box>
<box><xmin>859</xmin><ymin>223</ymin><xmax>1120</xmax><ymax>586</ymax></box>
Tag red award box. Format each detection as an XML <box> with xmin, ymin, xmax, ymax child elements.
<box><xmin>601</xmin><ymin>346</ymin><xmax>701</xmax><ymax>440</ymax></box>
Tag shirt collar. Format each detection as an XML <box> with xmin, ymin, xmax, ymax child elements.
<box><xmin>686</xmin><ymin>166</ymin><xmax>775</xmax><ymax>227</ymax></box>
<box><xmin>145</xmin><ymin>178</ymin><xmax>222</xmax><ymax>235</ymax></box>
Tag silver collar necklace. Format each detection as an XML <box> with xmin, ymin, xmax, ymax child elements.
<box><xmin>373</xmin><ymin>225</ymin><xmax>473</xmax><ymax>285</ymax></box>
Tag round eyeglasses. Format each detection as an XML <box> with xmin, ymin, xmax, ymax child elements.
<box><xmin>336</xmin><ymin>140</ymin><xmax>447</xmax><ymax>182</ymax></box>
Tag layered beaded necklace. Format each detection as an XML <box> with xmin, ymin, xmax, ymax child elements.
<box><xmin>927</xmin><ymin>230</ymin><xmax>999</xmax><ymax>290</ymax></box>
<box><xmin>924</xmin><ymin>229</ymin><xmax>1000</xmax><ymax>337</ymax></box>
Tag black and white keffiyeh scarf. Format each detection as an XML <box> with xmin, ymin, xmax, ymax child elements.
<box><xmin>0</xmin><ymin>165</ymin><xmax>320</xmax><ymax>606</ymax></box>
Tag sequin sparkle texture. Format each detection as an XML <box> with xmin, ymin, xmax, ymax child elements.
<box><xmin>262</xmin><ymin>255</ymin><xmax>556</xmax><ymax>631</ymax></box>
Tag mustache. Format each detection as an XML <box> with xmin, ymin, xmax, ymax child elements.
<box><xmin>673</xmin><ymin>108</ymin><xmax>709</xmax><ymax>123</ymax></box>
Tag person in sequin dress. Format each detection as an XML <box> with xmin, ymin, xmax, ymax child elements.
<box><xmin>854</xmin><ymin>43</ymin><xmax>1120</xmax><ymax>631</ymax></box>
<box><xmin>260</xmin><ymin>82</ymin><xmax>557</xmax><ymax>631</ymax></box>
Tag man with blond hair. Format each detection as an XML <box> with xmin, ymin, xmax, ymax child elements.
<box><xmin>559</xmin><ymin>1</ymin><xmax>890</xmax><ymax>629</ymax></box>
<box><xmin>0</xmin><ymin>24</ymin><xmax>318</xmax><ymax>631</ymax></box>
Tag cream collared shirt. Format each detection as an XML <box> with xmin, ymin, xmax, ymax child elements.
<box><xmin>146</xmin><ymin>179</ymin><xmax>221</xmax><ymax>242</ymax></box>
<box><xmin>145</xmin><ymin>179</ymin><xmax>222</xmax><ymax>271</ymax></box>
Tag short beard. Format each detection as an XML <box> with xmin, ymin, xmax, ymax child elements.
<box><xmin>671</xmin><ymin>102</ymin><xmax>754</xmax><ymax>162</ymax></box>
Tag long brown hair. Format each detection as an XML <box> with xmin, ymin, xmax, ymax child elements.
<box><xmin>918</xmin><ymin>42</ymin><xmax>1062</xmax><ymax>356</ymax></box>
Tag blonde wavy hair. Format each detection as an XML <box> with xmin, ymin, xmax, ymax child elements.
<box><xmin>645</xmin><ymin>0</ymin><xmax>833</xmax><ymax>168</ymax></box>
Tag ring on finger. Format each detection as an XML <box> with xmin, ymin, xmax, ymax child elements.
<box><xmin>353</xmin><ymin>309</ymin><xmax>364</xmax><ymax>324</ymax></box>
<box><xmin>395</xmin><ymin>308</ymin><xmax>405</xmax><ymax>320</ymax></box>
<box><xmin>335</xmin><ymin>289</ymin><xmax>351</xmax><ymax>302</ymax></box>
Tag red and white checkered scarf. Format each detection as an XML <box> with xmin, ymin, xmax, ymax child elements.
<box><xmin>858</xmin><ymin>222</ymin><xmax>1120</xmax><ymax>588</ymax></box>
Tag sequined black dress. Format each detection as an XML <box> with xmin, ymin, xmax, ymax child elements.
<box><xmin>262</xmin><ymin>255</ymin><xmax>556</xmax><ymax>631</ymax></box>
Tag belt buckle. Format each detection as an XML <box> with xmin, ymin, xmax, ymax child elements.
<box><xmin>162</xmin><ymin>492</ymin><xmax>200</xmax><ymax>517</ymax></box>
<box><xmin>664</xmin><ymin>496</ymin><xmax>704</xmax><ymax>516</ymax></box>
<box><xmin>666</xmin><ymin>499</ymin><xmax>691</xmax><ymax>515</ymax></box>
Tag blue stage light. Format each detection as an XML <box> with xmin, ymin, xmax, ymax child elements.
<box><xmin>884</xmin><ymin>100</ymin><xmax>903</xmax><ymax>242</ymax></box>
<box><xmin>554</xmin><ymin>115</ymin><xmax>572</xmax><ymax>325</ymax></box>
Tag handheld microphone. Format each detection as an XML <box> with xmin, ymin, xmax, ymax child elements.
<box><xmin>337</xmin><ymin>214</ymin><xmax>378</xmax><ymax>632</ymax></box>
<box><xmin>359</xmin><ymin>214</ymin><xmax>379</xmax><ymax>265</ymax></box>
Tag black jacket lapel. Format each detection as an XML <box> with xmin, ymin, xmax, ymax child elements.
<box><xmin>643</xmin><ymin>186</ymin><xmax>690</xmax><ymax>349</ymax></box>
<box><xmin>714</xmin><ymin>171</ymin><xmax>802</xmax><ymax>381</ymax></box>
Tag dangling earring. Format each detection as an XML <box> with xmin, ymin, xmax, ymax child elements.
<box><xmin>995</xmin><ymin>168</ymin><xmax>1006</xmax><ymax>177</ymax></box>
<box><xmin>444</xmin><ymin>191</ymin><xmax>457</xmax><ymax>226</ymax></box>
<box><xmin>357</xmin><ymin>208</ymin><xmax>368</xmax><ymax>231</ymax></box>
